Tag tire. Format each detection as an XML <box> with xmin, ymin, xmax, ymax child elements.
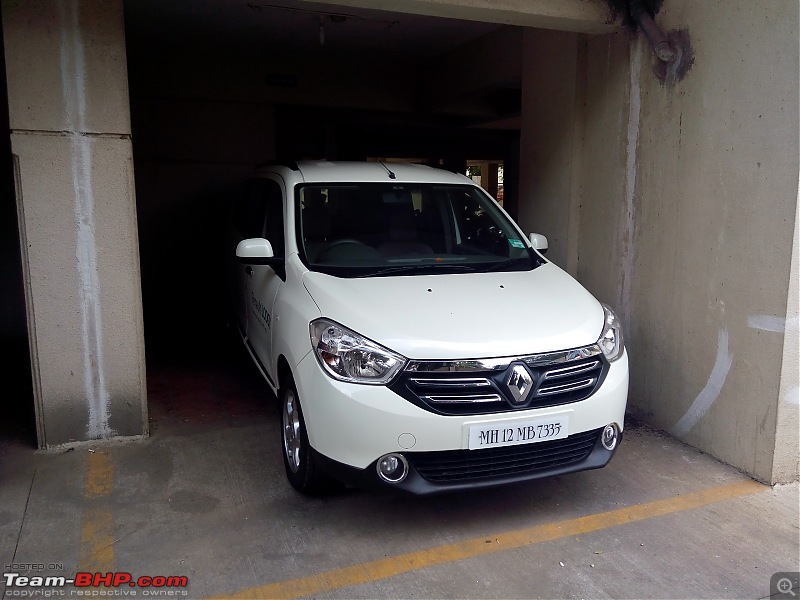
<box><xmin>280</xmin><ymin>376</ymin><xmax>341</xmax><ymax>495</ymax></box>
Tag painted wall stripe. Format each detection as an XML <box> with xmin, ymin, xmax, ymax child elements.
<box><xmin>211</xmin><ymin>479</ymin><xmax>764</xmax><ymax>600</ymax></box>
<box><xmin>57</xmin><ymin>0</ymin><xmax>113</xmax><ymax>440</ymax></box>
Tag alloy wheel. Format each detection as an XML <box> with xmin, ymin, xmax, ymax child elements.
<box><xmin>282</xmin><ymin>389</ymin><xmax>301</xmax><ymax>473</ymax></box>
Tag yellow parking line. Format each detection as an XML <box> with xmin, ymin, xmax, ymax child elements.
<box><xmin>79</xmin><ymin>451</ymin><xmax>115</xmax><ymax>573</ymax></box>
<box><xmin>85</xmin><ymin>450</ymin><xmax>114</xmax><ymax>498</ymax></box>
<box><xmin>213</xmin><ymin>479</ymin><xmax>765</xmax><ymax>600</ymax></box>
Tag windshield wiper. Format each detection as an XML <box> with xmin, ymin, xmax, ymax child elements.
<box><xmin>355</xmin><ymin>264</ymin><xmax>477</xmax><ymax>278</ymax></box>
<box><xmin>480</xmin><ymin>257</ymin><xmax>533</xmax><ymax>273</ymax></box>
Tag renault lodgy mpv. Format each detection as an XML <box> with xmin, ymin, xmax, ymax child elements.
<box><xmin>227</xmin><ymin>161</ymin><xmax>628</xmax><ymax>494</ymax></box>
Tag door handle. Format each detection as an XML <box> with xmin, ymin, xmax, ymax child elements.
<box><xmin>245</xmin><ymin>266</ymin><xmax>253</xmax><ymax>276</ymax></box>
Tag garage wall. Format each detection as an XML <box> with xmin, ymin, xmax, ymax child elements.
<box><xmin>622</xmin><ymin>0</ymin><xmax>798</xmax><ymax>484</ymax></box>
<box><xmin>520</xmin><ymin>1</ymin><xmax>799</xmax><ymax>483</ymax></box>
<box><xmin>520</xmin><ymin>0</ymin><xmax>800</xmax><ymax>482</ymax></box>
<box><xmin>575</xmin><ymin>33</ymin><xmax>630</xmax><ymax>317</ymax></box>
<box><xmin>517</xmin><ymin>29</ymin><xmax>580</xmax><ymax>273</ymax></box>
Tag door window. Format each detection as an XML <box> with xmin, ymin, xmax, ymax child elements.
<box><xmin>233</xmin><ymin>178</ymin><xmax>284</xmax><ymax>257</ymax></box>
<box><xmin>263</xmin><ymin>180</ymin><xmax>285</xmax><ymax>258</ymax></box>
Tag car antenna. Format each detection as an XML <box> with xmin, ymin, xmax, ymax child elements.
<box><xmin>378</xmin><ymin>160</ymin><xmax>396</xmax><ymax>180</ymax></box>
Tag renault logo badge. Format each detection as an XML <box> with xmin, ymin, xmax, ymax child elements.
<box><xmin>506</xmin><ymin>364</ymin><xmax>533</xmax><ymax>404</ymax></box>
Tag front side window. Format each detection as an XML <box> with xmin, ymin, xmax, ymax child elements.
<box><xmin>233</xmin><ymin>180</ymin><xmax>268</xmax><ymax>239</ymax></box>
<box><xmin>296</xmin><ymin>183</ymin><xmax>540</xmax><ymax>277</ymax></box>
<box><xmin>232</xmin><ymin>178</ymin><xmax>285</xmax><ymax>256</ymax></box>
<box><xmin>263</xmin><ymin>179</ymin><xmax>285</xmax><ymax>258</ymax></box>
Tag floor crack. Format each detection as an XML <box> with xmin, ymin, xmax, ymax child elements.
<box><xmin>2</xmin><ymin>467</ymin><xmax>37</xmax><ymax>600</ymax></box>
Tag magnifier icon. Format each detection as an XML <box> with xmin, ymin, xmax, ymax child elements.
<box><xmin>778</xmin><ymin>577</ymin><xmax>797</xmax><ymax>597</ymax></box>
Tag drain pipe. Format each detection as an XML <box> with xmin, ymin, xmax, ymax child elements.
<box><xmin>628</xmin><ymin>0</ymin><xmax>676</xmax><ymax>63</ymax></box>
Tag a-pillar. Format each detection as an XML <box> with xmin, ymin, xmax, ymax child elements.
<box><xmin>2</xmin><ymin>0</ymin><xmax>147</xmax><ymax>446</ymax></box>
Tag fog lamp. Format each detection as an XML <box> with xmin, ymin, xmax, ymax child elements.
<box><xmin>376</xmin><ymin>453</ymin><xmax>409</xmax><ymax>483</ymax></box>
<box><xmin>601</xmin><ymin>424</ymin><xmax>619</xmax><ymax>451</ymax></box>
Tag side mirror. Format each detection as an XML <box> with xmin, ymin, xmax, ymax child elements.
<box><xmin>529</xmin><ymin>233</ymin><xmax>548</xmax><ymax>254</ymax></box>
<box><xmin>236</xmin><ymin>238</ymin><xmax>274</xmax><ymax>263</ymax></box>
<box><xmin>235</xmin><ymin>237</ymin><xmax>285</xmax><ymax>278</ymax></box>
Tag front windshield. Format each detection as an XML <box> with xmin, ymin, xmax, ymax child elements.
<box><xmin>296</xmin><ymin>183</ymin><xmax>540</xmax><ymax>277</ymax></box>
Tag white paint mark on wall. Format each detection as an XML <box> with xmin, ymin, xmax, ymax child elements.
<box><xmin>748</xmin><ymin>314</ymin><xmax>799</xmax><ymax>333</ymax></box>
<box><xmin>749</xmin><ymin>313</ymin><xmax>799</xmax><ymax>407</ymax></box>
<box><xmin>784</xmin><ymin>386</ymin><xmax>800</xmax><ymax>406</ymax></box>
<box><xmin>58</xmin><ymin>0</ymin><xmax>113</xmax><ymax>439</ymax></box>
<box><xmin>672</xmin><ymin>328</ymin><xmax>733</xmax><ymax>437</ymax></box>
<box><xmin>618</xmin><ymin>39</ymin><xmax>643</xmax><ymax>329</ymax></box>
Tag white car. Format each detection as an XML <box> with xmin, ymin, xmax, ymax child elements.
<box><xmin>227</xmin><ymin>161</ymin><xmax>628</xmax><ymax>494</ymax></box>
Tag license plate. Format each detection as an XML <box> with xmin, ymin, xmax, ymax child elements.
<box><xmin>468</xmin><ymin>415</ymin><xmax>570</xmax><ymax>450</ymax></box>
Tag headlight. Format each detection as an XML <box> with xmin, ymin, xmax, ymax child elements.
<box><xmin>598</xmin><ymin>304</ymin><xmax>625</xmax><ymax>362</ymax></box>
<box><xmin>310</xmin><ymin>319</ymin><xmax>406</xmax><ymax>385</ymax></box>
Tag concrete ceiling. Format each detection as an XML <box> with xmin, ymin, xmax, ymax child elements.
<box><xmin>124</xmin><ymin>0</ymin><xmax>505</xmax><ymax>62</ymax></box>
<box><xmin>123</xmin><ymin>0</ymin><xmax>525</xmax><ymax>129</ymax></box>
<box><xmin>122</xmin><ymin>0</ymin><xmax>617</xmax><ymax>133</ymax></box>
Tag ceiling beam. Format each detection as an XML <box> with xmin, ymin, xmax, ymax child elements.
<box><xmin>301</xmin><ymin>0</ymin><xmax>620</xmax><ymax>35</ymax></box>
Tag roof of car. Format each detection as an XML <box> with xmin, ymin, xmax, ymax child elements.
<box><xmin>255</xmin><ymin>161</ymin><xmax>475</xmax><ymax>185</ymax></box>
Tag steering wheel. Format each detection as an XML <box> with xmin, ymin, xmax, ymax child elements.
<box><xmin>316</xmin><ymin>238</ymin><xmax>367</xmax><ymax>261</ymax></box>
<box><xmin>475</xmin><ymin>226</ymin><xmax>505</xmax><ymax>255</ymax></box>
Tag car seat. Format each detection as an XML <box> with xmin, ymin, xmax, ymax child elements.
<box><xmin>378</xmin><ymin>208</ymin><xmax>434</xmax><ymax>257</ymax></box>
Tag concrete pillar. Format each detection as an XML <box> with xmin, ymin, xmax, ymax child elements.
<box><xmin>479</xmin><ymin>162</ymin><xmax>499</xmax><ymax>202</ymax></box>
<box><xmin>502</xmin><ymin>144</ymin><xmax>520</xmax><ymax>222</ymax></box>
<box><xmin>3</xmin><ymin>0</ymin><xmax>147</xmax><ymax>446</ymax></box>
<box><xmin>773</xmin><ymin>197</ymin><xmax>799</xmax><ymax>483</ymax></box>
<box><xmin>518</xmin><ymin>28</ymin><xmax>580</xmax><ymax>275</ymax></box>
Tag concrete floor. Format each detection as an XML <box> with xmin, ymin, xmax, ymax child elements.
<box><xmin>1</xmin><ymin>341</ymin><xmax>798</xmax><ymax>600</ymax></box>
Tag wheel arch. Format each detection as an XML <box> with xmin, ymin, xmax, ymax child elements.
<box><xmin>277</xmin><ymin>354</ymin><xmax>293</xmax><ymax>392</ymax></box>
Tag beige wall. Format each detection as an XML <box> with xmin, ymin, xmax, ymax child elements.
<box><xmin>628</xmin><ymin>0</ymin><xmax>798</xmax><ymax>483</ymax></box>
<box><xmin>521</xmin><ymin>1</ymin><xmax>799</xmax><ymax>482</ymax></box>
<box><xmin>3</xmin><ymin>0</ymin><xmax>147</xmax><ymax>446</ymax></box>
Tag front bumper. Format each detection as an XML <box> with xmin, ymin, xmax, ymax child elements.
<box><xmin>313</xmin><ymin>427</ymin><xmax>622</xmax><ymax>495</ymax></box>
<box><xmin>294</xmin><ymin>349</ymin><xmax>628</xmax><ymax>487</ymax></box>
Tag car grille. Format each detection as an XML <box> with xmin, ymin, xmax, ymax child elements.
<box><xmin>408</xmin><ymin>428</ymin><xmax>601</xmax><ymax>483</ymax></box>
<box><xmin>389</xmin><ymin>346</ymin><xmax>609</xmax><ymax>416</ymax></box>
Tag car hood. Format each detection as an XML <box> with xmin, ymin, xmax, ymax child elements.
<box><xmin>301</xmin><ymin>263</ymin><xmax>604</xmax><ymax>360</ymax></box>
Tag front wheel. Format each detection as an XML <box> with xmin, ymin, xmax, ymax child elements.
<box><xmin>280</xmin><ymin>377</ymin><xmax>341</xmax><ymax>495</ymax></box>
